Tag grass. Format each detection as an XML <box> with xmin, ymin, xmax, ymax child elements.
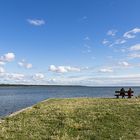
<box><xmin>0</xmin><ymin>98</ymin><xmax>140</xmax><ymax>140</ymax></box>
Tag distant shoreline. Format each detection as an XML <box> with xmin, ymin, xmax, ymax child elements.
<box><xmin>0</xmin><ymin>84</ymin><xmax>140</xmax><ymax>88</ymax></box>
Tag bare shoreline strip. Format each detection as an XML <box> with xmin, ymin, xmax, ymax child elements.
<box><xmin>9</xmin><ymin>98</ymin><xmax>52</xmax><ymax>117</ymax></box>
<box><xmin>0</xmin><ymin>98</ymin><xmax>52</xmax><ymax>123</ymax></box>
<box><xmin>8</xmin><ymin>106</ymin><xmax>33</xmax><ymax>117</ymax></box>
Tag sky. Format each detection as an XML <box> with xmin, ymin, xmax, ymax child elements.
<box><xmin>0</xmin><ymin>0</ymin><xmax>140</xmax><ymax>86</ymax></box>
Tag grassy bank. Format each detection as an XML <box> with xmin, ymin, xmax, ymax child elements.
<box><xmin>0</xmin><ymin>98</ymin><xmax>140</xmax><ymax>140</ymax></box>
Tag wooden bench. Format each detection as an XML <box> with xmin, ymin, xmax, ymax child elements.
<box><xmin>115</xmin><ymin>91</ymin><xmax>134</xmax><ymax>98</ymax></box>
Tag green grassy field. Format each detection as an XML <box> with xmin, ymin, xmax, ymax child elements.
<box><xmin>0</xmin><ymin>98</ymin><xmax>140</xmax><ymax>140</ymax></box>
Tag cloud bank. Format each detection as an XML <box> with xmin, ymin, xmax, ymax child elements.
<box><xmin>27</xmin><ymin>19</ymin><xmax>45</xmax><ymax>26</ymax></box>
<box><xmin>49</xmin><ymin>65</ymin><xmax>81</xmax><ymax>73</ymax></box>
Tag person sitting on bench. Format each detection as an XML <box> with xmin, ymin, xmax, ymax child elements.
<box><xmin>115</xmin><ymin>88</ymin><xmax>134</xmax><ymax>98</ymax></box>
<box><xmin>120</xmin><ymin>88</ymin><xmax>125</xmax><ymax>98</ymax></box>
<box><xmin>128</xmin><ymin>88</ymin><xmax>132</xmax><ymax>98</ymax></box>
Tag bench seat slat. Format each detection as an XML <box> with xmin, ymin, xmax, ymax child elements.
<box><xmin>115</xmin><ymin>91</ymin><xmax>134</xmax><ymax>93</ymax></box>
<box><xmin>114</xmin><ymin>94</ymin><xmax>133</xmax><ymax>96</ymax></box>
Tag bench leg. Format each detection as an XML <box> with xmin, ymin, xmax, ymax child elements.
<box><xmin>122</xmin><ymin>96</ymin><xmax>125</xmax><ymax>99</ymax></box>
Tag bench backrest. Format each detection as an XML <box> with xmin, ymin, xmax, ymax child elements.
<box><xmin>115</xmin><ymin>91</ymin><xmax>134</xmax><ymax>93</ymax></box>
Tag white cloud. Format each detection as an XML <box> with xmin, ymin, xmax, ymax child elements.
<box><xmin>114</xmin><ymin>39</ymin><xmax>126</xmax><ymax>44</ymax></box>
<box><xmin>0</xmin><ymin>67</ymin><xmax>5</xmax><ymax>73</ymax></box>
<box><xmin>7</xmin><ymin>73</ymin><xmax>25</xmax><ymax>80</ymax></box>
<box><xmin>83</xmin><ymin>44</ymin><xmax>92</xmax><ymax>53</ymax></box>
<box><xmin>0</xmin><ymin>72</ymin><xmax>46</xmax><ymax>84</ymax></box>
<box><xmin>123</xmin><ymin>28</ymin><xmax>140</xmax><ymax>39</ymax></box>
<box><xmin>0</xmin><ymin>53</ymin><xmax>15</xmax><ymax>62</ymax></box>
<box><xmin>99</xmin><ymin>68</ymin><xmax>113</xmax><ymax>73</ymax></box>
<box><xmin>102</xmin><ymin>39</ymin><xmax>109</xmax><ymax>45</ymax></box>
<box><xmin>0</xmin><ymin>61</ymin><xmax>5</xmax><ymax>65</ymax></box>
<box><xmin>129</xmin><ymin>44</ymin><xmax>140</xmax><ymax>59</ymax></box>
<box><xmin>128</xmin><ymin>53</ymin><xmax>140</xmax><ymax>59</ymax></box>
<box><xmin>106</xmin><ymin>27</ymin><xmax>140</xmax><ymax>48</ymax></box>
<box><xmin>18</xmin><ymin>60</ymin><xmax>32</xmax><ymax>69</ymax></box>
<box><xmin>107</xmin><ymin>29</ymin><xmax>117</xmax><ymax>36</ymax></box>
<box><xmin>4</xmin><ymin>53</ymin><xmax>15</xmax><ymax>61</ymax></box>
<box><xmin>1</xmin><ymin>70</ymin><xmax>140</xmax><ymax>86</ymax></box>
<box><xmin>27</xmin><ymin>19</ymin><xmax>45</xmax><ymax>26</ymax></box>
<box><xmin>119</xmin><ymin>61</ymin><xmax>129</xmax><ymax>67</ymax></box>
<box><xmin>33</xmin><ymin>73</ymin><xmax>45</xmax><ymax>80</ymax></box>
<box><xmin>26</xmin><ymin>63</ymin><xmax>32</xmax><ymax>69</ymax></box>
<box><xmin>109</xmin><ymin>38</ymin><xmax>126</xmax><ymax>48</ymax></box>
<box><xmin>120</xmin><ymin>49</ymin><xmax>126</xmax><ymax>52</ymax></box>
<box><xmin>130</xmin><ymin>44</ymin><xmax>140</xmax><ymax>51</ymax></box>
<box><xmin>49</xmin><ymin>65</ymin><xmax>81</xmax><ymax>73</ymax></box>
<box><xmin>45</xmin><ymin>74</ymin><xmax>140</xmax><ymax>86</ymax></box>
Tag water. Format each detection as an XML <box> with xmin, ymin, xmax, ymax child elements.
<box><xmin>0</xmin><ymin>86</ymin><xmax>140</xmax><ymax>117</ymax></box>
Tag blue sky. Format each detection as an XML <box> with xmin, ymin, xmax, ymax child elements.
<box><xmin>0</xmin><ymin>0</ymin><xmax>140</xmax><ymax>85</ymax></box>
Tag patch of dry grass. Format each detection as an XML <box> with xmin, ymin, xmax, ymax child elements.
<box><xmin>0</xmin><ymin>98</ymin><xmax>140</xmax><ymax>140</ymax></box>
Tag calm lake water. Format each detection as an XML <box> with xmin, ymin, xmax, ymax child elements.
<box><xmin>0</xmin><ymin>86</ymin><xmax>140</xmax><ymax>117</ymax></box>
